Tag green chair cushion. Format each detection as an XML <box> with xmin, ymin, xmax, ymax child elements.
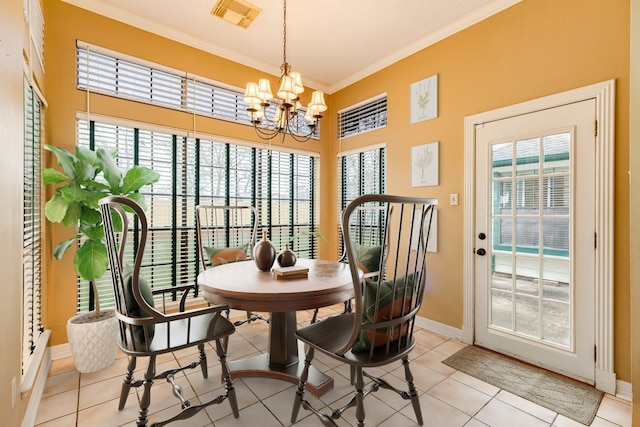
<box><xmin>352</xmin><ymin>273</ymin><xmax>415</xmax><ymax>353</ymax></box>
<box><xmin>353</xmin><ymin>244</ymin><xmax>383</xmax><ymax>275</ymax></box>
<box><xmin>204</xmin><ymin>244</ymin><xmax>249</xmax><ymax>266</ymax></box>
<box><xmin>122</xmin><ymin>264</ymin><xmax>155</xmax><ymax>345</ymax></box>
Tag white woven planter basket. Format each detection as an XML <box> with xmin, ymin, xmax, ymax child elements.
<box><xmin>66</xmin><ymin>309</ymin><xmax>118</xmax><ymax>373</ymax></box>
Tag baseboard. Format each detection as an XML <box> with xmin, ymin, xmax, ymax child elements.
<box><xmin>49</xmin><ymin>342</ymin><xmax>71</xmax><ymax>361</ymax></box>
<box><xmin>21</xmin><ymin>349</ymin><xmax>51</xmax><ymax>427</ymax></box>
<box><xmin>415</xmin><ymin>315</ymin><xmax>463</xmax><ymax>341</ymax></box>
<box><xmin>615</xmin><ymin>379</ymin><xmax>632</xmax><ymax>401</ymax></box>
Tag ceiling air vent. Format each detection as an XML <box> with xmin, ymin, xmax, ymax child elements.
<box><xmin>211</xmin><ymin>0</ymin><xmax>262</xmax><ymax>29</ymax></box>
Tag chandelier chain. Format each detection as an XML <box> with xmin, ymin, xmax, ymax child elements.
<box><xmin>282</xmin><ymin>0</ymin><xmax>287</xmax><ymax>72</ymax></box>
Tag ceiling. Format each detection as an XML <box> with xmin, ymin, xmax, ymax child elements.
<box><xmin>61</xmin><ymin>0</ymin><xmax>520</xmax><ymax>94</ymax></box>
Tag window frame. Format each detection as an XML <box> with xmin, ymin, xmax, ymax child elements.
<box><xmin>337</xmin><ymin>144</ymin><xmax>387</xmax><ymax>257</ymax></box>
<box><xmin>76</xmin><ymin>116</ymin><xmax>320</xmax><ymax>312</ymax></box>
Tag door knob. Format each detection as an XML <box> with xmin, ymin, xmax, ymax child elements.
<box><xmin>476</xmin><ymin>248</ymin><xmax>486</xmax><ymax>256</ymax></box>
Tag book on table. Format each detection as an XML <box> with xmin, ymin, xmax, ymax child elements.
<box><xmin>273</xmin><ymin>265</ymin><xmax>309</xmax><ymax>279</ymax></box>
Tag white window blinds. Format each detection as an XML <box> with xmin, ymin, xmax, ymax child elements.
<box><xmin>337</xmin><ymin>146</ymin><xmax>386</xmax><ymax>255</ymax></box>
<box><xmin>23</xmin><ymin>79</ymin><xmax>44</xmax><ymax>374</ymax></box>
<box><xmin>338</xmin><ymin>95</ymin><xmax>387</xmax><ymax>138</ymax></box>
<box><xmin>77</xmin><ymin>43</ymin><xmax>320</xmax><ymax>139</ymax></box>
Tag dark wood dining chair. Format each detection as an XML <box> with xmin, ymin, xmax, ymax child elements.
<box><xmin>311</xmin><ymin>204</ymin><xmax>389</xmax><ymax>323</ymax></box>
<box><xmin>100</xmin><ymin>196</ymin><xmax>240</xmax><ymax>427</ymax></box>
<box><xmin>291</xmin><ymin>194</ymin><xmax>437</xmax><ymax>426</ymax></box>
<box><xmin>195</xmin><ymin>204</ymin><xmax>268</xmax><ymax>326</ymax></box>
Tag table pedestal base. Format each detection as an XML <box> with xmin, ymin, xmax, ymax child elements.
<box><xmin>227</xmin><ymin>311</ymin><xmax>332</xmax><ymax>397</ymax></box>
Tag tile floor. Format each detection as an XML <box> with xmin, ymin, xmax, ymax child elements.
<box><xmin>35</xmin><ymin>305</ymin><xmax>631</xmax><ymax>427</ymax></box>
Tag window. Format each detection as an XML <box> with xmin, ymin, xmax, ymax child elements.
<box><xmin>23</xmin><ymin>79</ymin><xmax>44</xmax><ymax>375</ymax></box>
<box><xmin>77</xmin><ymin>118</ymin><xmax>320</xmax><ymax>312</ymax></box>
<box><xmin>337</xmin><ymin>146</ymin><xmax>386</xmax><ymax>255</ymax></box>
<box><xmin>338</xmin><ymin>94</ymin><xmax>387</xmax><ymax>138</ymax></box>
<box><xmin>76</xmin><ymin>43</ymin><xmax>319</xmax><ymax>139</ymax></box>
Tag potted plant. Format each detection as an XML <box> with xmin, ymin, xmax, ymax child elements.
<box><xmin>43</xmin><ymin>144</ymin><xmax>160</xmax><ymax>372</ymax></box>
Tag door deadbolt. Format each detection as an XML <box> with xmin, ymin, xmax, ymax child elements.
<box><xmin>478</xmin><ymin>232</ymin><xmax>486</xmax><ymax>240</ymax></box>
<box><xmin>476</xmin><ymin>248</ymin><xmax>486</xmax><ymax>256</ymax></box>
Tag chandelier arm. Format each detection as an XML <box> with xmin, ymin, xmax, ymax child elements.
<box><xmin>252</xmin><ymin>123</ymin><xmax>281</xmax><ymax>140</ymax></box>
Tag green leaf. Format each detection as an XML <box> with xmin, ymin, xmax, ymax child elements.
<box><xmin>59</xmin><ymin>184</ymin><xmax>87</xmax><ymax>203</ymax></box>
<box><xmin>83</xmin><ymin>180</ymin><xmax>111</xmax><ymax>192</ymax></box>
<box><xmin>44</xmin><ymin>144</ymin><xmax>76</xmax><ymax>178</ymax></box>
<box><xmin>73</xmin><ymin>159</ymin><xmax>97</xmax><ymax>182</ymax></box>
<box><xmin>79</xmin><ymin>206</ymin><xmax>102</xmax><ymax>227</ymax></box>
<box><xmin>111</xmin><ymin>208</ymin><xmax>123</xmax><ymax>232</ymax></box>
<box><xmin>122</xmin><ymin>166</ymin><xmax>160</xmax><ymax>193</ymax></box>
<box><xmin>42</xmin><ymin>168</ymin><xmax>70</xmax><ymax>185</ymax></box>
<box><xmin>44</xmin><ymin>194</ymin><xmax>70</xmax><ymax>223</ymax></box>
<box><xmin>74</xmin><ymin>239</ymin><xmax>109</xmax><ymax>282</ymax></box>
<box><xmin>61</xmin><ymin>202</ymin><xmax>82</xmax><ymax>227</ymax></box>
<box><xmin>125</xmin><ymin>192</ymin><xmax>148</xmax><ymax>210</ymax></box>
<box><xmin>76</xmin><ymin>145</ymin><xmax>97</xmax><ymax>165</ymax></box>
<box><xmin>80</xmin><ymin>223</ymin><xmax>104</xmax><ymax>241</ymax></box>
<box><xmin>53</xmin><ymin>238</ymin><xmax>76</xmax><ymax>260</ymax></box>
<box><xmin>84</xmin><ymin>190</ymin><xmax>109</xmax><ymax>210</ymax></box>
<box><xmin>96</xmin><ymin>148</ymin><xmax>122</xmax><ymax>192</ymax></box>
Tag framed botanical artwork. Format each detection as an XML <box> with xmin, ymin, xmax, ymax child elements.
<box><xmin>411</xmin><ymin>141</ymin><xmax>439</xmax><ymax>187</ymax></box>
<box><xmin>410</xmin><ymin>74</ymin><xmax>438</xmax><ymax>124</ymax></box>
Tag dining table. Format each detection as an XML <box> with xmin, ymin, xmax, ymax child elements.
<box><xmin>197</xmin><ymin>258</ymin><xmax>360</xmax><ymax>397</ymax></box>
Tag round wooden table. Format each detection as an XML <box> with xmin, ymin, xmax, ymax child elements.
<box><xmin>197</xmin><ymin>258</ymin><xmax>358</xmax><ymax>396</ymax></box>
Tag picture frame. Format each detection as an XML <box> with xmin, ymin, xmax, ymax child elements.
<box><xmin>410</xmin><ymin>74</ymin><xmax>438</xmax><ymax>124</ymax></box>
<box><xmin>411</xmin><ymin>141</ymin><xmax>439</xmax><ymax>187</ymax></box>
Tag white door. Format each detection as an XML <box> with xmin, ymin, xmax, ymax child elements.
<box><xmin>474</xmin><ymin>100</ymin><xmax>596</xmax><ymax>383</ymax></box>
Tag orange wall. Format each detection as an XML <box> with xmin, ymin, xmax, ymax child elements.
<box><xmin>331</xmin><ymin>0</ymin><xmax>630</xmax><ymax>380</ymax></box>
<box><xmin>45</xmin><ymin>0</ymin><xmax>631</xmax><ymax>381</ymax></box>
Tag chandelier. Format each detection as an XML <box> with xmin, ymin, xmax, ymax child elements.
<box><xmin>243</xmin><ymin>0</ymin><xmax>327</xmax><ymax>143</ymax></box>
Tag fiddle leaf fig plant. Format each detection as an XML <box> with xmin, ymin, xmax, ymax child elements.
<box><xmin>43</xmin><ymin>144</ymin><xmax>160</xmax><ymax>288</ymax></box>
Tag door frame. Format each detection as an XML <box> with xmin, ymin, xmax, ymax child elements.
<box><xmin>462</xmin><ymin>80</ymin><xmax>616</xmax><ymax>393</ymax></box>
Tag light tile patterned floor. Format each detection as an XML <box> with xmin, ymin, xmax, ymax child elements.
<box><xmin>35</xmin><ymin>305</ymin><xmax>631</xmax><ymax>427</ymax></box>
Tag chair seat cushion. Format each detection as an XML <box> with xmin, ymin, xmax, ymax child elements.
<box><xmin>295</xmin><ymin>313</ymin><xmax>415</xmax><ymax>366</ymax></box>
<box><xmin>148</xmin><ymin>313</ymin><xmax>235</xmax><ymax>353</ymax></box>
<box><xmin>204</xmin><ymin>244</ymin><xmax>249</xmax><ymax>266</ymax></box>
<box><xmin>352</xmin><ymin>273</ymin><xmax>415</xmax><ymax>352</ymax></box>
<box><xmin>122</xmin><ymin>264</ymin><xmax>156</xmax><ymax>344</ymax></box>
<box><xmin>119</xmin><ymin>311</ymin><xmax>235</xmax><ymax>354</ymax></box>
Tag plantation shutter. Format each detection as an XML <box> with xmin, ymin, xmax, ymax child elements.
<box><xmin>23</xmin><ymin>79</ymin><xmax>44</xmax><ymax>372</ymax></box>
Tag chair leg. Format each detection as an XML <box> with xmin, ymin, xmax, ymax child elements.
<box><xmin>291</xmin><ymin>346</ymin><xmax>314</xmax><ymax>423</ymax></box>
<box><xmin>197</xmin><ymin>343</ymin><xmax>208</xmax><ymax>379</ymax></box>
<box><xmin>354</xmin><ymin>366</ymin><xmax>365</xmax><ymax>427</ymax></box>
<box><xmin>119</xmin><ymin>356</ymin><xmax>137</xmax><ymax>410</ymax></box>
<box><xmin>215</xmin><ymin>338</ymin><xmax>239</xmax><ymax>418</ymax></box>
<box><xmin>402</xmin><ymin>358</ymin><xmax>423</xmax><ymax>425</ymax></box>
<box><xmin>310</xmin><ymin>308</ymin><xmax>319</xmax><ymax>324</ymax></box>
<box><xmin>137</xmin><ymin>355</ymin><xmax>156</xmax><ymax>427</ymax></box>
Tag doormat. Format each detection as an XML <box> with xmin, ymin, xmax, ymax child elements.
<box><xmin>442</xmin><ymin>345</ymin><xmax>603</xmax><ymax>425</ymax></box>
